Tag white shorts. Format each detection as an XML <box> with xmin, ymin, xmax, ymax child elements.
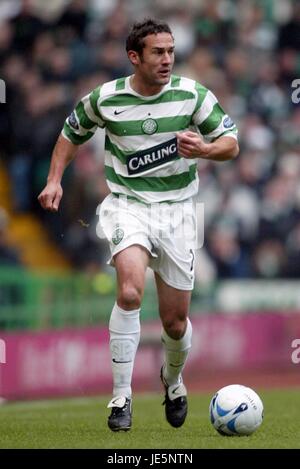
<box><xmin>98</xmin><ymin>194</ymin><xmax>197</xmax><ymax>290</ymax></box>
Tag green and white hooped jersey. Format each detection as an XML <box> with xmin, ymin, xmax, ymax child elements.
<box><xmin>62</xmin><ymin>75</ymin><xmax>238</xmax><ymax>204</ymax></box>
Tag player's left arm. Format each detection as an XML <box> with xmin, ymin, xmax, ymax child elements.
<box><xmin>180</xmin><ymin>85</ymin><xmax>239</xmax><ymax>161</ymax></box>
<box><xmin>177</xmin><ymin>131</ymin><xmax>239</xmax><ymax>161</ymax></box>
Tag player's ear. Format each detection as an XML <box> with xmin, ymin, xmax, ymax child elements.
<box><xmin>128</xmin><ymin>50</ymin><xmax>140</xmax><ymax>66</ymax></box>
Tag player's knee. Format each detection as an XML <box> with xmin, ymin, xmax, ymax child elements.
<box><xmin>163</xmin><ymin>315</ymin><xmax>187</xmax><ymax>340</ymax></box>
<box><xmin>118</xmin><ymin>284</ymin><xmax>142</xmax><ymax>310</ymax></box>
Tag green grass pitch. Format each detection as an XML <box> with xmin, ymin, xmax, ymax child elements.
<box><xmin>0</xmin><ymin>389</ymin><xmax>299</xmax><ymax>449</ymax></box>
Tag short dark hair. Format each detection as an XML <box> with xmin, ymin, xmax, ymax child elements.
<box><xmin>126</xmin><ymin>18</ymin><xmax>173</xmax><ymax>55</ymax></box>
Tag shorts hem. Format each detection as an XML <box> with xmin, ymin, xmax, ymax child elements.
<box><xmin>107</xmin><ymin>240</ymin><xmax>156</xmax><ymax>266</ymax></box>
<box><xmin>154</xmin><ymin>270</ymin><xmax>194</xmax><ymax>291</ymax></box>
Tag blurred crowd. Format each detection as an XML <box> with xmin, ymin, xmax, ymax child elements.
<box><xmin>0</xmin><ymin>0</ymin><xmax>299</xmax><ymax>282</ymax></box>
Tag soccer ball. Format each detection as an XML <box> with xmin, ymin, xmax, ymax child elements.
<box><xmin>209</xmin><ymin>384</ymin><xmax>264</xmax><ymax>436</ymax></box>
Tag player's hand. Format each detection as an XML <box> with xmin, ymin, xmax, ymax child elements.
<box><xmin>176</xmin><ymin>131</ymin><xmax>211</xmax><ymax>159</ymax></box>
<box><xmin>38</xmin><ymin>182</ymin><xmax>63</xmax><ymax>212</ymax></box>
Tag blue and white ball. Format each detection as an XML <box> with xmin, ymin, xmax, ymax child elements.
<box><xmin>209</xmin><ymin>384</ymin><xmax>264</xmax><ymax>436</ymax></box>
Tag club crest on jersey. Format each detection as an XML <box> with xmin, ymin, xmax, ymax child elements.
<box><xmin>68</xmin><ymin>111</ymin><xmax>79</xmax><ymax>130</ymax></box>
<box><xmin>141</xmin><ymin>118</ymin><xmax>158</xmax><ymax>135</ymax></box>
<box><xmin>112</xmin><ymin>228</ymin><xmax>124</xmax><ymax>245</ymax></box>
<box><xmin>126</xmin><ymin>137</ymin><xmax>178</xmax><ymax>176</ymax></box>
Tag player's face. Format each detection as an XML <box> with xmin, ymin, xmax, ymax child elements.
<box><xmin>131</xmin><ymin>33</ymin><xmax>175</xmax><ymax>86</ymax></box>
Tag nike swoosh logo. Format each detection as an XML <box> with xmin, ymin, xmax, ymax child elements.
<box><xmin>171</xmin><ymin>386</ymin><xmax>181</xmax><ymax>395</ymax></box>
<box><xmin>110</xmin><ymin>397</ymin><xmax>126</xmax><ymax>407</ymax></box>
<box><xmin>114</xmin><ymin>110</ymin><xmax>127</xmax><ymax>115</ymax></box>
<box><xmin>112</xmin><ymin>358</ymin><xmax>132</xmax><ymax>363</ymax></box>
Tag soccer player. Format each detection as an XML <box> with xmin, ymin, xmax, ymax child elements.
<box><xmin>38</xmin><ymin>18</ymin><xmax>239</xmax><ymax>432</ymax></box>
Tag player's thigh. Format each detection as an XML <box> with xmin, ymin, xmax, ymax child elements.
<box><xmin>155</xmin><ymin>272</ymin><xmax>191</xmax><ymax>324</ymax></box>
<box><xmin>114</xmin><ymin>244</ymin><xmax>150</xmax><ymax>294</ymax></box>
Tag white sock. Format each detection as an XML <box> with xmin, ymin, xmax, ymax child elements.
<box><xmin>161</xmin><ymin>318</ymin><xmax>192</xmax><ymax>386</ymax></box>
<box><xmin>109</xmin><ymin>302</ymin><xmax>140</xmax><ymax>399</ymax></box>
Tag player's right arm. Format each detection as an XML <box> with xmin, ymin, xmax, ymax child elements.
<box><xmin>38</xmin><ymin>134</ymin><xmax>78</xmax><ymax>212</ymax></box>
<box><xmin>38</xmin><ymin>86</ymin><xmax>105</xmax><ymax>212</ymax></box>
